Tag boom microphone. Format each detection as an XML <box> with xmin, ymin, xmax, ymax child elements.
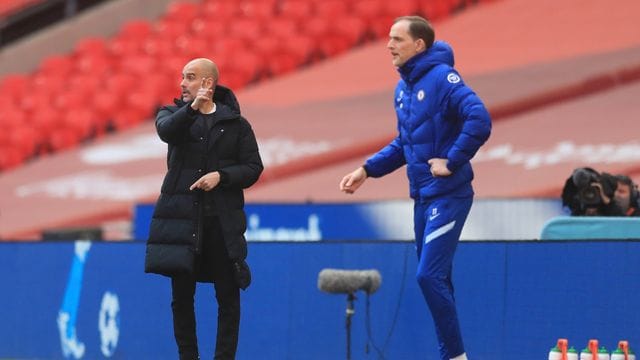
<box><xmin>317</xmin><ymin>268</ymin><xmax>382</xmax><ymax>295</ymax></box>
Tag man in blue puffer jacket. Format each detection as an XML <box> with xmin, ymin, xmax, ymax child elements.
<box><xmin>340</xmin><ymin>16</ymin><xmax>491</xmax><ymax>360</ymax></box>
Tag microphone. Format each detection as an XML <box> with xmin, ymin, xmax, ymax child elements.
<box><xmin>317</xmin><ymin>269</ymin><xmax>382</xmax><ymax>295</ymax></box>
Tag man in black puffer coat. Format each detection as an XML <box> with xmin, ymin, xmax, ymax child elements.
<box><xmin>145</xmin><ymin>58</ymin><xmax>263</xmax><ymax>360</ymax></box>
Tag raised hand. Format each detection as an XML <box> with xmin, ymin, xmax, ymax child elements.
<box><xmin>191</xmin><ymin>77</ymin><xmax>214</xmax><ymax>111</ymax></box>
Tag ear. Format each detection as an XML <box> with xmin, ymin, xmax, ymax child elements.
<box><xmin>205</xmin><ymin>77</ymin><xmax>215</xmax><ymax>89</ymax></box>
<box><xmin>415</xmin><ymin>39</ymin><xmax>426</xmax><ymax>52</ymax></box>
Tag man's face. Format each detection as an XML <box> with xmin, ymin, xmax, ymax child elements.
<box><xmin>387</xmin><ymin>20</ymin><xmax>421</xmax><ymax>67</ymax></box>
<box><xmin>180</xmin><ymin>62</ymin><xmax>213</xmax><ymax>102</ymax></box>
<box><xmin>615</xmin><ymin>182</ymin><xmax>631</xmax><ymax>210</ymax></box>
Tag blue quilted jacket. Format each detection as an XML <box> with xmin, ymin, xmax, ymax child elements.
<box><xmin>364</xmin><ymin>41</ymin><xmax>491</xmax><ymax>200</ymax></box>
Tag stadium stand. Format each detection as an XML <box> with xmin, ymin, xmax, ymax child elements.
<box><xmin>0</xmin><ymin>0</ymin><xmax>488</xmax><ymax>173</ymax></box>
<box><xmin>2</xmin><ymin>0</ymin><xmax>639</xmax><ymax>240</ymax></box>
<box><xmin>0</xmin><ymin>0</ymin><xmax>43</xmax><ymax>20</ymax></box>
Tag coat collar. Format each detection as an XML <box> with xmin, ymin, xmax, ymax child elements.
<box><xmin>173</xmin><ymin>84</ymin><xmax>241</xmax><ymax>118</ymax></box>
<box><xmin>397</xmin><ymin>41</ymin><xmax>455</xmax><ymax>84</ymax></box>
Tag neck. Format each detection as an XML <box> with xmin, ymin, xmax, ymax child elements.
<box><xmin>200</xmin><ymin>101</ymin><xmax>214</xmax><ymax>113</ymax></box>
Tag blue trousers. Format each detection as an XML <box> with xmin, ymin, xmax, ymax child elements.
<box><xmin>414</xmin><ymin>196</ymin><xmax>472</xmax><ymax>360</ymax></box>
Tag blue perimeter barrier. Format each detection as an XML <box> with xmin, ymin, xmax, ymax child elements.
<box><xmin>0</xmin><ymin>240</ymin><xmax>638</xmax><ymax>359</ymax></box>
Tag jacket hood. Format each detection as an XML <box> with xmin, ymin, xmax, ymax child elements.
<box><xmin>173</xmin><ymin>84</ymin><xmax>241</xmax><ymax>115</ymax></box>
<box><xmin>398</xmin><ymin>41</ymin><xmax>455</xmax><ymax>84</ymax></box>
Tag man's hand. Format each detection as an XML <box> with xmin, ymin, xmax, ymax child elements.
<box><xmin>190</xmin><ymin>171</ymin><xmax>221</xmax><ymax>191</ymax></box>
<box><xmin>428</xmin><ymin>158</ymin><xmax>452</xmax><ymax>177</ymax></box>
<box><xmin>190</xmin><ymin>78</ymin><xmax>213</xmax><ymax>111</ymax></box>
<box><xmin>591</xmin><ymin>182</ymin><xmax>611</xmax><ymax>205</ymax></box>
<box><xmin>339</xmin><ymin>167</ymin><xmax>367</xmax><ymax>194</ymax></box>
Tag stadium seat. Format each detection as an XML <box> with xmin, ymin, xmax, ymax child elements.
<box><xmin>48</xmin><ymin>128</ymin><xmax>80</xmax><ymax>151</ymax></box>
<box><xmin>418</xmin><ymin>0</ymin><xmax>452</xmax><ymax>21</ymax></box>
<box><xmin>0</xmin><ymin>145</ymin><xmax>25</xmax><ymax>171</ymax></box>
<box><xmin>0</xmin><ymin>74</ymin><xmax>29</xmax><ymax>100</ymax></box>
<box><xmin>201</xmin><ymin>0</ymin><xmax>239</xmax><ymax>18</ymax></box>
<box><xmin>278</xmin><ymin>0</ymin><xmax>313</xmax><ymax>21</ymax></box>
<box><xmin>266</xmin><ymin>18</ymin><xmax>298</xmax><ymax>39</ymax></box>
<box><xmin>8</xmin><ymin>125</ymin><xmax>38</xmax><ymax>158</ymax></box>
<box><xmin>38</xmin><ymin>55</ymin><xmax>74</xmax><ymax>77</ymax></box>
<box><xmin>63</xmin><ymin>108</ymin><xmax>95</xmax><ymax>140</ymax></box>
<box><xmin>191</xmin><ymin>16</ymin><xmax>228</xmax><ymax>39</ymax></box>
<box><xmin>353</xmin><ymin>0</ymin><xmax>385</xmax><ymax>22</ymax></box>
<box><xmin>119</xmin><ymin>19</ymin><xmax>154</xmax><ymax>42</ymax></box>
<box><xmin>314</xmin><ymin>0</ymin><xmax>349</xmax><ymax>18</ymax></box>
<box><xmin>110</xmin><ymin>109</ymin><xmax>145</xmax><ymax>131</ymax></box>
<box><xmin>382</xmin><ymin>0</ymin><xmax>419</xmax><ymax>17</ymax></box>
<box><xmin>227</xmin><ymin>18</ymin><xmax>263</xmax><ymax>41</ymax></box>
<box><xmin>163</xmin><ymin>1</ymin><xmax>199</xmax><ymax>26</ymax></box>
<box><xmin>73</xmin><ymin>37</ymin><xmax>109</xmax><ymax>59</ymax></box>
<box><xmin>239</xmin><ymin>0</ymin><xmax>276</xmax><ymax>19</ymax></box>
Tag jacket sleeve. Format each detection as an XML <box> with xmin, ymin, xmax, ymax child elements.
<box><xmin>442</xmin><ymin>72</ymin><xmax>492</xmax><ymax>172</ymax></box>
<box><xmin>219</xmin><ymin>118</ymin><xmax>264</xmax><ymax>189</ymax></box>
<box><xmin>155</xmin><ymin>104</ymin><xmax>197</xmax><ymax>144</ymax></box>
<box><xmin>363</xmin><ymin>136</ymin><xmax>406</xmax><ymax>178</ymax></box>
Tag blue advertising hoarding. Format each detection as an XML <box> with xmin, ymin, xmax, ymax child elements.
<box><xmin>1</xmin><ymin>240</ymin><xmax>639</xmax><ymax>359</ymax></box>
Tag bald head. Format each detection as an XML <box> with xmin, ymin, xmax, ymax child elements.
<box><xmin>185</xmin><ymin>58</ymin><xmax>219</xmax><ymax>86</ymax></box>
<box><xmin>180</xmin><ymin>58</ymin><xmax>219</xmax><ymax>102</ymax></box>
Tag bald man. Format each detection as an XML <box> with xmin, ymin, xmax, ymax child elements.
<box><xmin>145</xmin><ymin>58</ymin><xmax>263</xmax><ymax>360</ymax></box>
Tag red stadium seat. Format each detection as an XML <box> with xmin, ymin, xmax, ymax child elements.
<box><xmin>8</xmin><ymin>125</ymin><xmax>38</xmax><ymax>158</ymax></box>
<box><xmin>228</xmin><ymin>18</ymin><xmax>263</xmax><ymax>41</ymax></box>
<box><xmin>75</xmin><ymin>53</ymin><xmax>114</xmax><ymax>75</ymax></box>
<box><xmin>19</xmin><ymin>88</ymin><xmax>52</xmax><ymax>114</ymax></box>
<box><xmin>63</xmin><ymin>108</ymin><xmax>95</xmax><ymax>139</ymax></box>
<box><xmin>353</xmin><ymin>0</ymin><xmax>385</xmax><ymax>21</ymax></box>
<box><xmin>201</xmin><ymin>0</ymin><xmax>239</xmax><ymax>18</ymax></box>
<box><xmin>333</xmin><ymin>16</ymin><xmax>368</xmax><ymax>45</ymax></box>
<box><xmin>163</xmin><ymin>1</ymin><xmax>199</xmax><ymax>25</ymax></box>
<box><xmin>119</xmin><ymin>19</ymin><xmax>154</xmax><ymax>42</ymax></box>
<box><xmin>239</xmin><ymin>0</ymin><xmax>276</xmax><ymax>19</ymax></box>
<box><xmin>30</xmin><ymin>107</ymin><xmax>62</xmax><ymax>144</ymax></box>
<box><xmin>120</xmin><ymin>54</ymin><xmax>157</xmax><ymax>75</ymax></box>
<box><xmin>382</xmin><ymin>0</ymin><xmax>419</xmax><ymax>17</ymax></box>
<box><xmin>369</xmin><ymin>14</ymin><xmax>397</xmax><ymax>39</ymax></box>
<box><xmin>110</xmin><ymin>109</ymin><xmax>145</xmax><ymax>131</ymax></box>
<box><xmin>0</xmin><ymin>74</ymin><xmax>29</xmax><ymax>100</ymax></box>
<box><xmin>191</xmin><ymin>16</ymin><xmax>228</xmax><ymax>39</ymax></box>
<box><xmin>418</xmin><ymin>0</ymin><xmax>451</xmax><ymax>21</ymax></box>
<box><xmin>38</xmin><ymin>55</ymin><xmax>75</xmax><ymax>77</ymax></box>
<box><xmin>278</xmin><ymin>0</ymin><xmax>313</xmax><ymax>21</ymax></box>
<box><xmin>142</xmin><ymin>35</ymin><xmax>175</xmax><ymax>57</ymax></box>
<box><xmin>0</xmin><ymin>145</ymin><xmax>25</xmax><ymax>171</ymax></box>
<box><xmin>314</xmin><ymin>0</ymin><xmax>349</xmax><ymax>18</ymax></box>
<box><xmin>266</xmin><ymin>18</ymin><xmax>298</xmax><ymax>39</ymax></box>
<box><xmin>48</xmin><ymin>128</ymin><xmax>80</xmax><ymax>151</ymax></box>
<box><xmin>74</xmin><ymin>37</ymin><xmax>109</xmax><ymax>58</ymax></box>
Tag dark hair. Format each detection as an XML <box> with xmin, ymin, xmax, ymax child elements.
<box><xmin>394</xmin><ymin>16</ymin><xmax>435</xmax><ymax>49</ymax></box>
<box><xmin>616</xmin><ymin>174</ymin><xmax>639</xmax><ymax>203</ymax></box>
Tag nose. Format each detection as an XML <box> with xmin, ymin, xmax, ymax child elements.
<box><xmin>180</xmin><ymin>78</ymin><xmax>187</xmax><ymax>88</ymax></box>
<box><xmin>387</xmin><ymin>40</ymin><xmax>393</xmax><ymax>50</ymax></box>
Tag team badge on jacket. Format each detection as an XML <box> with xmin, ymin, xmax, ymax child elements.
<box><xmin>447</xmin><ymin>73</ymin><xmax>461</xmax><ymax>84</ymax></box>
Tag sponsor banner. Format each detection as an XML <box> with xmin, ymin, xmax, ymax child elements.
<box><xmin>133</xmin><ymin>199</ymin><xmax>563</xmax><ymax>241</ymax></box>
<box><xmin>134</xmin><ymin>201</ymin><xmax>415</xmax><ymax>241</ymax></box>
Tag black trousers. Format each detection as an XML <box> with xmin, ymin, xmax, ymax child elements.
<box><xmin>171</xmin><ymin>217</ymin><xmax>240</xmax><ymax>360</ymax></box>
